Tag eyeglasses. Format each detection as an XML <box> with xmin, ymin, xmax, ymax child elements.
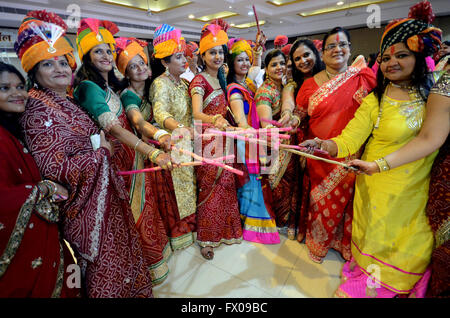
<box><xmin>324</xmin><ymin>41</ymin><xmax>351</xmax><ymax>51</ymax></box>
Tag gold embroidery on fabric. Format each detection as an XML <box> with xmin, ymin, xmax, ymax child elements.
<box><xmin>191</xmin><ymin>86</ymin><xmax>205</xmax><ymax>97</ymax></box>
<box><xmin>51</xmin><ymin>241</ymin><xmax>65</xmax><ymax>298</ymax></box>
<box><xmin>310</xmin><ymin>165</ymin><xmax>350</xmax><ymax>205</ymax></box>
<box><xmin>203</xmin><ymin>89</ymin><xmax>223</xmax><ymax>111</ymax></box>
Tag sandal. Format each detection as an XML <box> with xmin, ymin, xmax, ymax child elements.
<box><xmin>308</xmin><ymin>250</ymin><xmax>323</xmax><ymax>264</ymax></box>
<box><xmin>201</xmin><ymin>247</ymin><xmax>214</xmax><ymax>260</ymax></box>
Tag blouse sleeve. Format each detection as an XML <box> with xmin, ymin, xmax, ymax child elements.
<box><xmin>331</xmin><ymin>92</ymin><xmax>379</xmax><ymax>158</ymax></box>
<box><xmin>255</xmin><ymin>84</ymin><xmax>273</xmax><ymax>108</ymax></box>
<box><xmin>150</xmin><ymin>77</ymin><xmax>175</xmax><ymax>128</ymax></box>
<box><xmin>189</xmin><ymin>75</ymin><xmax>206</xmax><ymax>98</ymax></box>
<box><xmin>120</xmin><ymin>89</ymin><xmax>141</xmax><ymax>113</ymax></box>
<box><xmin>430</xmin><ymin>71</ymin><xmax>450</xmax><ymax>97</ymax></box>
<box><xmin>74</xmin><ymin>81</ymin><xmax>120</xmax><ymax>131</ymax></box>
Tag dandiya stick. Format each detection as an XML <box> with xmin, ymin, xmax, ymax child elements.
<box><xmin>118</xmin><ymin>161</ymin><xmax>205</xmax><ymax>176</ymax></box>
<box><xmin>260</xmin><ymin>117</ymin><xmax>283</xmax><ymax>127</ymax></box>
<box><xmin>252</xmin><ymin>4</ymin><xmax>260</xmax><ymax>33</ymax></box>
<box><xmin>282</xmin><ymin>148</ymin><xmax>357</xmax><ymax>170</ymax></box>
<box><xmin>279</xmin><ymin>143</ymin><xmax>329</xmax><ymax>155</ymax></box>
<box><xmin>174</xmin><ymin>145</ymin><xmax>244</xmax><ymax>176</ymax></box>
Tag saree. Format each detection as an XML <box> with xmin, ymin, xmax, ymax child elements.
<box><xmin>74</xmin><ymin>81</ymin><xmax>171</xmax><ymax>285</ymax></box>
<box><xmin>255</xmin><ymin>78</ymin><xmax>301</xmax><ymax>239</ymax></box>
<box><xmin>21</xmin><ymin>87</ymin><xmax>153</xmax><ymax>298</ymax></box>
<box><xmin>189</xmin><ymin>73</ymin><xmax>242</xmax><ymax>248</ymax></box>
<box><xmin>227</xmin><ymin>82</ymin><xmax>279</xmax><ymax>244</ymax></box>
<box><xmin>332</xmin><ymin>75</ymin><xmax>441</xmax><ymax>296</ymax></box>
<box><xmin>295</xmin><ymin>62</ymin><xmax>376</xmax><ymax>261</ymax></box>
<box><xmin>425</xmin><ymin>73</ymin><xmax>450</xmax><ymax>298</ymax></box>
<box><xmin>149</xmin><ymin>75</ymin><xmax>197</xmax><ymax>250</ymax></box>
<box><xmin>0</xmin><ymin>126</ymin><xmax>79</xmax><ymax>298</ymax></box>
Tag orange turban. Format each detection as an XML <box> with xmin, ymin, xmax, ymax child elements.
<box><xmin>15</xmin><ymin>10</ymin><xmax>76</xmax><ymax>73</ymax></box>
<box><xmin>76</xmin><ymin>18</ymin><xmax>119</xmax><ymax>61</ymax></box>
<box><xmin>199</xmin><ymin>20</ymin><xmax>228</xmax><ymax>55</ymax></box>
<box><xmin>115</xmin><ymin>37</ymin><xmax>148</xmax><ymax>75</ymax></box>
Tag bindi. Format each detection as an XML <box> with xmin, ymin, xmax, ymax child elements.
<box><xmin>336</xmin><ymin>33</ymin><xmax>340</xmax><ymax>43</ymax></box>
<box><xmin>390</xmin><ymin>46</ymin><xmax>395</xmax><ymax>55</ymax></box>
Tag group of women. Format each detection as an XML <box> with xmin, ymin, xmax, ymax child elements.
<box><xmin>0</xmin><ymin>0</ymin><xmax>448</xmax><ymax>298</ymax></box>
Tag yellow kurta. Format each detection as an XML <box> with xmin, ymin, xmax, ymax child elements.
<box><xmin>150</xmin><ymin>75</ymin><xmax>197</xmax><ymax>222</ymax></box>
<box><xmin>331</xmin><ymin>91</ymin><xmax>436</xmax><ymax>294</ymax></box>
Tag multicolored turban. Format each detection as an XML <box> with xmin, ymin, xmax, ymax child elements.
<box><xmin>115</xmin><ymin>37</ymin><xmax>148</xmax><ymax>75</ymax></box>
<box><xmin>153</xmin><ymin>24</ymin><xmax>186</xmax><ymax>59</ymax></box>
<box><xmin>14</xmin><ymin>10</ymin><xmax>76</xmax><ymax>73</ymax></box>
<box><xmin>228</xmin><ymin>38</ymin><xmax>253</xmax><ymax>64</ymax></box>
<box><xmin>312</xmin><ymin>39</ymin><xmax>323</xmax><ymax>52</ymax></box>
<box><xmin>76</xmin><ymin>18</ymin><xmax>119</xmax><ymax>61</ymax></box>
<box><xmin>185</xmin><ymin>41</ymin><xmax>199</xmax><ymax>58</ymax></box>
<box><xmin>199</xmin><ymin>19</ymin><xmax>229</xmax><ymax>55</ymax></box>
<box><xmin>274</xmin><ymin>35</ymin><xmax>288</xmax><ymax>47</ymax></box>
<box><xmin>380</xmin><ymin>1</ymin><xmax>441</xmax><ymax>56</ymax></box>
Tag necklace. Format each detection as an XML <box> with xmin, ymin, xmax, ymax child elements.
<box><xmin>325</xmin><ymin>68</ymin><xmax>345</xmax><ymax>80</ymax></box>
<box><xmin>165</xmin><ymin>69</ymin><xmax>181</xmax><ymax>85</ymax></box>
<box><xmin>390</xmin><ymin>81</ymin><xmax>412</xmax><ymax>90</ymax></box>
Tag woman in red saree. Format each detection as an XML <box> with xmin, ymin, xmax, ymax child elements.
<box><xmin>0</xmin><ymin>62</ymin><xmax>79</xmax><ymax>298</ymax></box>
<box><xmin>190</xmin><ymin>20</ymin><xmax>242</xmax><ymax>260</ymax></box>
<box><xmin>16</xmin><ymin>12</ymin><xmax>153</xmax><ymax>297</ymax></box>
<box><xmin>296</xmin><ymin>27</ymin><xmax>376</xmax><ymax>263</ymax></box>
<box><xmin>73</xmin><ymin>19</ymin><xmax>175</xmax><ymax>285</ymax></box>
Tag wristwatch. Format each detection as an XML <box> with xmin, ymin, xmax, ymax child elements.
<box><xmin>177</xmin><ymin>124</ymin><xmax>185</xmax><ymax>128</ymax></box>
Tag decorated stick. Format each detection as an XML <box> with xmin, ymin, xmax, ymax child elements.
<box><xmin>282</xmin><ymin>148</ymin><xmax>357</xmax><ymax>170</ymax></box>
<box><xmin>252</xmin><ymin>4</ymin><xmax>260</xmax><ymax>33</ymax></box>
<box><xmin>118</xmin><ymin>161</ymin><xmax>205</xmax><ymax>176</ymax></box>
<box><xmin>260</xmin><ymin>117</ymin><xmax>283</xmax><ymax>127</ymax></box>
<box><xmin>279</xmin><ymin>143</ymin><xmax>329</xmax><ymax>155</ymax></box>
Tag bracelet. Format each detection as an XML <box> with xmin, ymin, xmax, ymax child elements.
<box><xmin>253</xmin><ymin>46</ymin><xmax>263</xmax><ymax>56</ymax></box>
<box><xmin>133</xmin><ymin>139</ymin><xmax>142</xmax><ymax>151</ymax></box>
<box><xmin>154</xmin><ymin>129</ymin><xmax>171</xmax><ymax>141</ymax></box>
<box><xmin>42</xmin><ymin>180</ymin><xmax>57</xmax><ymax>197</ymax></box>
<box><xmin>281</xmin><ymin>110</ymin><xmax>292</xmax><ymax>118</ymax></box>
<box><xmin>291</xmin><ymin>114</ymin><xmax>301</xmax><ymax>127</ymax></box>
<box><xmin>149</xmin><ymin>149</ymin><xmax>164</xmax><ymax>164</ymax></box>
<box><xmin>374</xmin><ymin>157</ymin><xmax>390</xmax><ymax>172</ymax></box>
<box><xmin>36</xmin><ymin>182</ymin><xmax>46</xmax><ymax>202</ymax></box>
<box><xmin>211</xmin><ymin>114</ymin><xmax>223</xmax><ymax>124</ymax></box>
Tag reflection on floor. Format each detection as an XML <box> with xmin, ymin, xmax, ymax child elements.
<box><xmin>153</xmin><ymin>235</ymin><xmax>345</xmax><ymax>298</ymax></box>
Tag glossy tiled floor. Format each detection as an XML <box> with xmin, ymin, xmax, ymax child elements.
<box><xmin>152</xmin><ymin>234</ymin><xmax>345</xmax><ymax>298</ymax></box>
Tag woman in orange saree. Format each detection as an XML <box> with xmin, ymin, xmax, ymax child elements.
<box><xmin>296</xmin><ymin>27</ymin><xmax>376</xmax><ymax>263</ymax></box>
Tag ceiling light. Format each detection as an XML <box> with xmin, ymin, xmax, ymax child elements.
<box><xmin>337</xmin><ymin>1</ymin><xmax>344</xmax><ymax>5</ymax></box>
<box><xmin>298</xmin><ymin>0</ymin><xmax>394</xmax><ymax>17</ymax></box>
<box><xmin>230</xmin><ymin>23</ymin><xmax>235</xmax><ymax>27</ymax></box>
<box><xmin>229</xmin><ymin>6</ymin><xmax>232</xmax><ymax>9</ymax></box>
<box><xmin>188</xmin><ymin>14</ymin><xmax>195</xmax><ymax>19</ymax></box>
<box><xmin>248</xmin><ymin>11</ymin><xmax>254</xmax><ymax>16</ymax></box>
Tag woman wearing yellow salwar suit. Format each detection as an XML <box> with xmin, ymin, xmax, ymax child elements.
<box><xmin>301</xmin><ymin>0</ymin><xmax>443</xmax><ymax>297</ymax></box>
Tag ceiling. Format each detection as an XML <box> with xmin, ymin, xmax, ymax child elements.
<box><xmin>0</xmin><ymin>0</ymin><xmax>449</xmax><ymax>41</ymax></box>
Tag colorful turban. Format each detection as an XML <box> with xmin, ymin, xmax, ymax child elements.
<box><xmin>380</xmin><ymin>1</ymin><xmax>441</xmax><ymax>56</ymax></box>
<box><xmin>76</xmin><ymin>18</ymin><xmax>119</xmax><ymax>61</ymax></box>
<box><xmin>281</xmin><ymin>44</ymin><xmax>292</xmax><ymax>57</ymax></box>
<box><xmin>14</xmin><ymin>10</ymin><xmax>76</xmax><ymax>73</ymax></box>
<box><xmin>153</xmin><ymin>24</ymin><xmax>186</xmax><ymax>59</ymax></box>
<box><xmin>274</xmin><ymin>35</ymin><xmax>288</xmax><ymax>47</ymax></box>
<box><xmin>228</xmin><ymin>38</ymin><xmax>253</xmax><ymax>64</ymax></box>
<box><xmin>185</xmin><ymin>41</ymin><xmax>199</xmax><ymax>58</ymax></box>
<box><xmin>313</xmin><ymin>39</ymin><xmax>323</xmax><ymax>52</ymax></box>
<box><xmin>115</xmin><ymin>37</ymin><xmax>148</xmax><ymax>75</ymax></box>
<box><xmin>199</xmin><ymin>19</ymin><xmax>229</xmax><ymax>55</ymax></box>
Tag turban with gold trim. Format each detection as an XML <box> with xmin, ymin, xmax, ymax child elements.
<box><xmin>153</xmin><ymin>24</ymin><xmax>186</xmax><ymax>59</ymax></box>
<box><xmin>115</xmin><ymin>37</ymin><xmax>148</xmax><ymax>75</ymax></box>
<box><xmin>14</xmin><ymin>10</ymin><xmax>76</xmax><ymax>73</ymax></box>
<box><xmin>380</xmin><ymin>1</ymin><xmax>441</xmax><ymax>56</ymax></box>
<box><xmin>76</xmin><ymin>18</ymin><xmax>119</xmax><ymax>61</ymax></box>
<box><xmin>199</xmin><ymin>19</ymin><xmax>229</xmax><ymax>55</ymax></box>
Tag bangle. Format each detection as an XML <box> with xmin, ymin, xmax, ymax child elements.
<box><xmin>211</xmin><ymin>114</ymin><xmax>223</xmax><ymax>124</ymax></box>
<box><xmin>291</xmin><ymin>114</ymin><xmax>301</xmax><ymax>127</ymax></box>
<box><xmin>43</xmin><ymin>180</ymin><xmax>57</xmax><ymax>197</ymax></box>
<box><xmin>154</xmin><ymin>129</ymin><xmax>171</xmax><ymax>141</ymax></box>
<box><xmin>149</xmin><ymin>149</ymin><xmax>164</xmax><ymax>163</ymax></box>
<box><xmin>374</xmin><ymin>157</ymin><xmax>390</xmax><ymax>172</ymax></box>
<box><xmin>133</xmin><ymin>139</ymin><xmax>142</xmax><ymax>151</ymax></box>
<box><xmin>253</xmin><ymin>46</ymin><xmax>263</xmax><ymax>56</ymax></box>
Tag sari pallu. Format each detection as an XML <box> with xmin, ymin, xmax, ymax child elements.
<box><xmin>0</xmin><ymin>126</ymin><xmax>79</xmax><ymax>298</ymax></box>
<box><xmin>255</xmin><ymin>79</ymin><xmax>301</xmax><ymax>239</ymax></box>
<box><xmin>21</xmin><ymin>88</ymin><xmax>153</xmax><ymax>298</ymax></box>
<box><xmin>296</xmin><ymin>63</ymin><xmax>376</xmax><ymax>260</ymax></box>
<box><xmin>189</xmin><ymin>74</ymin><xmax>242</xmax><ymax>248</ymax></box>
<box><xmin>227</xmin><ymin>83</ymin><xmax>280</xmax><ymax>245</ymax></box>
<box><xmin>75</xmin><ymin>81</ymin><xmax>171</xmax><ymax>285</ymax></box>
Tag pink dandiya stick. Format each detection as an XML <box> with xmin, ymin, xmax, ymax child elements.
<box><xmin>228</xmin><ymin>126</ymin><xmax>294</xmax><ymax>134</ymax></box>
<box><xmin>279</xmin><ymin>143</ymin><xmax>329</xmax><ymax>155</ymax></box>
<box><xmin>174</xmin><ymin>145</ymin><xmax>244</xmax><ymax>176</ymax></box>
<box><xmin>252</xmin><ymin>4</ymin><xmax>260</xmax><ymax>33</ymax></box>
<box><xmin>260</xmin><ymin>118</ymin><xmax>283</xmax><ymax>128</ymax></box>
<box><xmin>118</xmin><ymin>161</ymin><xmax>205</xmax><ymax>176</ymax></box>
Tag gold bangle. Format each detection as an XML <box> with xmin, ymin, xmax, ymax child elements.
<box><xmin>291</xmin><ymin>114</ymin><xmax>301</xmax><ymax>127</ymax></box>
<box><xmin>43</xmin><ymin>180</ymin><xmax>57</xmax><ymax>197</ymax></box>
<box><xmin>211</xmin><ymin>114</ymin><xmax>223</xmax><ymax>124</ymax></box>
<box><xmin>374</xmin><ymin>157</ymin><xmax>390</xmax><ymax>172</ymax></box>
<box><xmin>149</xmin><ymin>149</ymin><xmax>164</xmax><ymax>164</ymax></box>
